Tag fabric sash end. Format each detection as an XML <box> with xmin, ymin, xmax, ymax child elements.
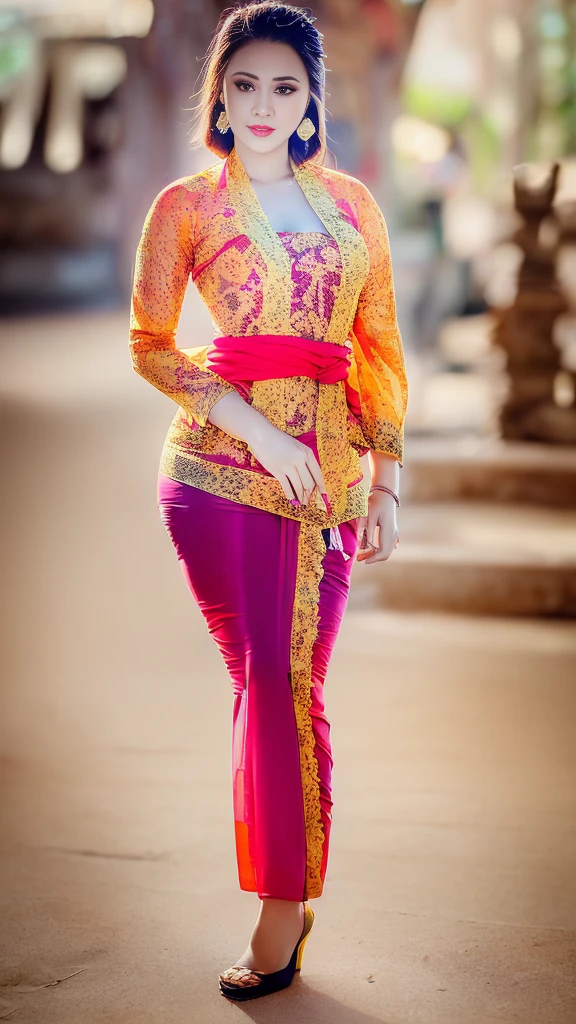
<box><xmin>328</xmin><ymin>526</ymin><xmax>351</xmax><ymax>561</ymax></box>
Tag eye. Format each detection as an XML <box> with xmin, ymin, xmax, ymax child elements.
<box><xmin>233</xmin><ymin>81</ymin><xmax>296</xmax><ymax>95</ymax></box>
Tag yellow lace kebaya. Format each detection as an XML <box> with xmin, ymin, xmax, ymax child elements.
<box><xmin>132</xmin><ymin>145</ymin><xmax>408</xmax><ymax>901</ymax></box>
<box><xmin>129</xmin><ymin>144</ymin><xmax>408</xmax><ymax>529</ymax></box>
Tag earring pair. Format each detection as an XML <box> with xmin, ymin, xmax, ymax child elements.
<box><xmin>215</xmin><ymin>95</ymin><xmax>315</xmax><ymax>140</ymax></box>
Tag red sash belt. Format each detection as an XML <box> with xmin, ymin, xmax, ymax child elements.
<box><xmin>207</xmin><ymin>334</ymin><xmax>350</xmax><ymax>385</ymax></box>
<box><xmin>206</xmin><ymin>333</ymin><xmax>361</xmax><ymax>418</ymax></box>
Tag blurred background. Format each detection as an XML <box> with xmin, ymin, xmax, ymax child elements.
<box><xmin>0</xmin><ymin>2</ymin><xmax>575</xmax><ymax>1022</ymax></box>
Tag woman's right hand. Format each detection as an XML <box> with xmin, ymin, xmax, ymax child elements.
<box><xmin>207</xmin><ymin>390</ymin><xmax>326</xmax><ymax>505</ymax></box>
<box><xmin>247</xmin><ymin>423</ymin><xmax>327</xmax><ymax>506</ymax></box>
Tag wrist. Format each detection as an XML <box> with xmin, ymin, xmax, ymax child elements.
<box><xmin>242</xmin><ymin>409</ymin><xmax>278</xmax><ymax>448</ymax></box>
<box><xmin>368</xmin><ymin>484</ymin><xmax>400</xmax><ymax>507</ymax></box>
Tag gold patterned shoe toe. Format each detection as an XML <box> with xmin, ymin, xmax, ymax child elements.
<box><xmin>218</xmin><ymin>903</ymin><xmax>315</xmax><ymax>1001</ymax></box>
<box><xmin>219</xmin><ymin>966</ymin><xmax>263</xmax><ymax>988</ymax></box>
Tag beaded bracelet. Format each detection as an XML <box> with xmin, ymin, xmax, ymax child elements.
<box><xmin>368</xmin><ymin>484</ymin><xmax>401</xmax><ymax>507</ymax></box>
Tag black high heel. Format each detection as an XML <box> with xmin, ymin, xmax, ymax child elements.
<box><xmin>218</xmin><ymin>902</ymin><xmax>315</xmax><ymax>1001</ymax></box>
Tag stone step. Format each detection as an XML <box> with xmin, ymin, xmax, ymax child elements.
<box><xmin>349</xmin><ymin>501</ymin><xmax>576</xmax><ymax>616</ymax></box>
<box><xmin>402</xmin><ymin>434</ymin><xmax>576</xmax><ymax>507</ymax></box>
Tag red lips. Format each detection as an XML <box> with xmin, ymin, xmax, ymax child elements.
<box><xmin>248</xmin><ymin>125</ymin><xmax>275</xmax><ymax>136</ymax></box>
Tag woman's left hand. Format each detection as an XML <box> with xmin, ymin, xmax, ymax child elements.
<box><xmin>356</xmin><ymin>490</ymin><xmax>399</xmax><ymax>563</ymax></box>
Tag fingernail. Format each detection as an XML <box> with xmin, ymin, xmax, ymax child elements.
<box><xmin>289</xmin><ymin>498</ymin><xmax>301</xmax><ymax>507</ymax></box>
<box><xmin>322</xmin><ymin>492</ymin><xmax>332</xmax><ymax>516</ymax></box>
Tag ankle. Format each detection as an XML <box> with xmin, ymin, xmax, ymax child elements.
<box><xmin>253</xmin><ymin>899</ymin><xmax>304</xmax><ymax>934</ymax></box>
<box><xmin>258</xmin><ymin>897</ymin><xmax>303</xmax><ymax>916</ymax></box>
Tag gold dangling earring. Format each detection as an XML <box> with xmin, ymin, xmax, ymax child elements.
<box><xmin>216</xmin><ymin>91</ymin><xmax>230</xmax><ymax>134</ymax></box>
<box><xmin>296</xmin><ymin>116</ymin><xmax>315</xmax><ymax>141</ymax></box>
<box><xmin>216</xmin><ymin>108</ymin><xmax>230</xmax><ymax>134</ymax></box>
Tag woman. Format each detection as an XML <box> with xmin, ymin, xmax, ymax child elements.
<box><xmin>129</xmin><ymin>0</ymin><xmax>408</xmax><ymax>1002</ymax></box>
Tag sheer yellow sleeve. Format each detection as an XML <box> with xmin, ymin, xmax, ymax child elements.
<box><xmin>129</xmin><ymin>182</ymin><xmax>236</xmax><ymax>427</ymax></box>
<box><xmin>349</xmin><ymin>181</ymin><xmax>408</xmax><ymax>464</ymax></box>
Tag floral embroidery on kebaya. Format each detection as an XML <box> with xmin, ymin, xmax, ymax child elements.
<box><xmin>129</xmin><ymin>146</ymin><xmax>408</xmax><ymax>902</ymax></box>
<box><xmin>129</xmin><ymin>144</ymin><xmax>408</xmax><ymax>523</ymax></box>
<box><xmin>278</xmin><ymin>232</ymin><xmax>341</xmax><ymax>340</ymax></box>
<box><xmin>240</xmin><ymin>268</ymin><xmax>261</xmax><ymax>292</ymax></box>
<box><xmin>335</xmin><ymin>198</ymin><xmax>359</xmax><ymax>231</ymax></box>
<box><xmin>280</xmin><ymin>234</ymin><xmax>342</xmax><ymax>338</ymax></box>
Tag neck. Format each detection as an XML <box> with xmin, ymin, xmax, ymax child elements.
<box><xmin>232</xmin><ymin>139</ymin><xmax>293</xmax><ymax>185</ymax></box>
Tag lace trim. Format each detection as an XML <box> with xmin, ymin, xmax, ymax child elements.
<box><xmin>291</xmin><ymin>162</ymin><xmax>370</xmax><ymax>346</ymax></box>
<box><xmin>159</xmin><ymin>442</ymin><xmax>369</xmax><ymax>527</ymax></box>
<box><xmin>316</xmin><ymin>379</ymin><xmax>356</xmax><ymax>520</ymax></box>
<box><xmin>361</xmin><ymin>419</ymin><xmax>404</xmax><ymax>462</ymax></box>
<box><xmin>224</xmin><ymin>147</ymin><xmax>370</xmax><ymax>347</ymax></box>
<box><xmin>289</xmin><ymin>520</ymin><xmax>327</xmax><ymax>899</ymax></box>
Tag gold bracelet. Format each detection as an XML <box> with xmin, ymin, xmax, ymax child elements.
<box><xmin>368</xmin><ymin>484</ymin><xmax>400</xmax><ymax>507</ymax></box>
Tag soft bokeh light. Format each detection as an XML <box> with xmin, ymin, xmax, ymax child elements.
<box><xmin>480</xmin><ymin>241</ymin><xmax>524</xmax><ymax>309</ymax></box>
<box><xmin>9</xmin><ymin>0</ymin><xmax>155</xmax><ymax>38</ymax></box>
<box><xmin>392</xmin><ymin>114</ymin><xmax>451</xmax><ymax>164</ymax></box>
<box><xmin>488</xmin><ymin>13</ymin><xmax>522</xmax><ymax>64</ymax></box>
<box><xmin>443</xmin><ymin>192</ymin><xmax>499</xmax><ymax>260</ymax></box>
<box><xmin>43</xmin><ymin>44</ymin><xmax>127</xmax><ymax>173</ymax></box>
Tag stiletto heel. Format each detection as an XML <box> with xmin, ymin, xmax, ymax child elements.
<box><xmin>295</xmin><ymin>904</ymin><xmax>314</xmax><ymax>969</ymax></box>
<box><xmin>219</xmin><ymin>902</ymin><xmax>315</xmax><ymax>1001</ymax></box>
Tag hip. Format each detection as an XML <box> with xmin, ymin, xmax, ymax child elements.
<box><xmin>157</xmin><ymin>471</ymin><xmax>360</xmax><ymax>560</ymax></box>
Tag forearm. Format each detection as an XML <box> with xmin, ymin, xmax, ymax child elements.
<box><xmin>368</xmin><ymin>450</ymin><xmax>400</xmax><ymax>495</ymax></box>
<box><xmin>207</xmin><ymin>389</ymin><xmax>276</xmax><ymax>447</ymax></box>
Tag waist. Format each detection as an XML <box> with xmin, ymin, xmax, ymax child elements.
<box><xmin>206</xmin><ymin>333</ymin><xmax>352</xmax><ymax>388</ymax></box>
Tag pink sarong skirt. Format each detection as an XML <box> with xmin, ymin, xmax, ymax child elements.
<box><xmin>157</xmin><ymin>472</ymin><xmax>359</xmax><ymax>901</ymax></box>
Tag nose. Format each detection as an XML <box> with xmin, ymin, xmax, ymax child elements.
<box><xmin>253</xmin><ymin>89</ymin><xmax>274</xmax><ymax>118</ymax></box>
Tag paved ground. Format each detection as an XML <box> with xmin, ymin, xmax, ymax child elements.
<box><xmin>1</xmin><ymin>312</ymin><xmax>575</xmax><ymax>1024</ymax></box>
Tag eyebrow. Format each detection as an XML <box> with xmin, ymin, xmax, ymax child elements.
<box><xmin>231</xmin><ymin>71</ymin><xmax>300</xmax><ymax>82</ymax></box>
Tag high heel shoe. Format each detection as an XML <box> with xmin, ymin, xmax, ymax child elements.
<box><xmin>218</xmin><ymin>902</ymin><xmax>315</xmax><ymax>1001</ymax></box>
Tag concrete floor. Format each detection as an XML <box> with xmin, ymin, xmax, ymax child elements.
<box><xmin>1</xmin><ymin>311</ymin><xmax>575</xmax><ymax>1024</ymax></box>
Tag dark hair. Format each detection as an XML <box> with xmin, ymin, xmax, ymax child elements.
<box><xmin>189</xmin><ymin>2</ymin><xmax>327</xmax><ymax>165</ymax></box>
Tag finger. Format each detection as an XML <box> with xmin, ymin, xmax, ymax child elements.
<box><xmin>303</xmin><ymin>450</ymin><xmax>327</xmax><ymax>495</ymax></box>
<box><xmin>357</xmin><ymin>528</ymin><xmax>378</xmax><ymax>558</ymax></box>
<box><xmin>356</xmin><ymin>515</ymin><xmax>368</xmax><ymax>548</ymax></box>
<box><xmin>276</xmin><ymin>473</ymin><xmax>301</xmax><ymax>504</ymax></box>
<box><xmin>286</xmin><ymin>469</ymin><xmax>306</xmax><ymax>504</ymax></box>
<box><xmin>364</xmin><ymin>533</ymin><xmax>396</xmax><ymax>563</ymax></box>
<box><xmin>364</xmin><ymin>548</ymin><xmax>392</xmax><ymax>563</ymax></box>
<box><xmin>294</xmin><ymin>461</ymin><xmax>317</xmax><ymax>504</ymax></box>
<box><xmin>357</xmin><ymin>536</ymin><xmax>381</xmax><ymax>559</ymax></box>
<box><xmin>366</xmin><ymin>510</ymin><xmax>380</xmax><ymax>549</ymax></box>
<box><xmin>356</xmin><ymin>547</ymin><xmax>373</xmax><ymax>561</ymax></box>
<box><xmin>358</xmin><ymin>528</ymin><xmax>400</xmax><ymax>563</ymax></box>
<box><xmin>356</xmin><ymin>515</ymin><xmax>368</xmax><ymax>536</ymax></box>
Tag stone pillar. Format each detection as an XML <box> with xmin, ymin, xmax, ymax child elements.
<box><xmin>493</xmin><ymin>161</ymin><xmax>576</xmax><ymax>443</ymax></box>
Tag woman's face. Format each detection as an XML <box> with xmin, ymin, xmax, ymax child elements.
<box><xmin>221</xmin><ymin>40</ymin><xmax>310</xmax><ymax>155</ymax></box>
